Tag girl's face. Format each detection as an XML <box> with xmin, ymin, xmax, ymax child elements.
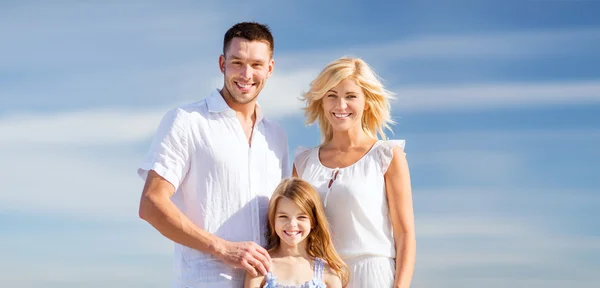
<box><xmin>274</xmin><ymin>197</ymin><xmax>312</xmax><ymax>248</ymax></box>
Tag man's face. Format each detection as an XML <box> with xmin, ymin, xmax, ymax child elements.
<box><xmin>219</xmin><ymin>37</ymin><xmax>274</xmax><ymax>105</ymax></box>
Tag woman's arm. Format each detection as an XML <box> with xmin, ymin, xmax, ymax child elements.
<box><xmin>385</xmin><ymin>146</ymin><xmax>416</xmax><ymax>288</ymax></box>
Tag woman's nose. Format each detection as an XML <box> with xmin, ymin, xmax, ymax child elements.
<box><xmin>337</xmin><ymin>98</ymin><xmax>348</xmax><ymax>109</ymax></box>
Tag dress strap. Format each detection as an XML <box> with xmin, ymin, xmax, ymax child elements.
<box><xmin>314</xmin><ymin>257</ymin><xmax>325</xmax><ymax>280</ymax></box>
<box><xmin>263</xmin><ymin>271</ymin><xmax>276</xmax><ymax>288</ymax></box>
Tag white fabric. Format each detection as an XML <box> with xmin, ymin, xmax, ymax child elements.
<box><xmin>138</xmin><ymin>89</ymin><xmax>290</xmax><ymax>287</ymax></box>
<box><xmin>345</xmin><ymin>255</ymin><xmax>396</xmax><ymax>288</ymax></box>
<box><xmin>294</xmin><ymin>140</ymin><xmax>405</xmax><ymax>260</ymax></box>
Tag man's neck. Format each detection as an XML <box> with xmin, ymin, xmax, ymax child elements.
<box><xmin>219</xmin><ymin>88</ymin><xmax>256</xmax><ymax>121</ymax></box>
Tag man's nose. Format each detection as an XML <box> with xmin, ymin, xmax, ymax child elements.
<box><xmin>240</xmin><ymin>64</ymin><xmax>252</xmax><ymax>79</ymax></box>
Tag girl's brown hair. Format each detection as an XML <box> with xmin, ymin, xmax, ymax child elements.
<box><xmin>265</xmin><ymin>178</ymin><xmax>349</xmax><ymax>286</ymax></box>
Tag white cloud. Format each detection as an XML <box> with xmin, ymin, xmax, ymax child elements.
<box><xmin>393</xmin><ymin>79</ymin><xmax>600</xmax><ymax>112</ymax></box>
<box><xmin>0</xmin><ymin>109</ymin><xmax>165</xmax><ymax>145</ymax></box>
<box><xmin>413</xmin><ymin>213</ymin><xmax>600</xmax><ymax>287</ymax></box>
<box><xmin>275</xmin><ymin>27</ymin><xmax>600</xmax><ymax>69</ymax></box>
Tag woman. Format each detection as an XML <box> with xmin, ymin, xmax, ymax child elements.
<box><xmin>292</xmin><ymin>57</ymin><xmax>416</xmax><ymax>287</ymax></box>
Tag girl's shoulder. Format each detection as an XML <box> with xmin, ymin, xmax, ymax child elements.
<box><xmin>313</xmin><ymin>258</ymin><xmax>343</xmax><ymax>288</ymax></box>
<box><xmin>243</xmin><ymin>271</ymin><xmax>265</xmax><ymax>288</ymax></box>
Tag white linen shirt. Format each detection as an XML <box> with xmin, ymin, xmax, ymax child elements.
<box><xmin>138</xmin><ymin>89</ymin><xmax>289</xmax><ymax>287</ymax></box>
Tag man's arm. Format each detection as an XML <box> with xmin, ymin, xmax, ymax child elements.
<box><xmin>139</xmin><ymin>170</ymin><xmax>271</xmax><ymax>276</ymax></box>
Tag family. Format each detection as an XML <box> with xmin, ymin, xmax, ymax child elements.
<box><xmin>137</xmin><ymin>22</ymin><xmax>416</xmax><ymax>288</ymax></box>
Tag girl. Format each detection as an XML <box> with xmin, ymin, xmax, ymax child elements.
<box><xmin>294</xmin><ymin>57</ymin><xmax>416</xmax><ymax>287</ymax></box>
<box><xmin>244</xmin><ymin>178</ymin><xmax>349</xmax><ymax>288</ymax></box>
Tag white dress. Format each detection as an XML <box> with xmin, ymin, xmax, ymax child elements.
<box><xmin>294</xmin><ymin>140</ymin><xmax>405</xmax><ymax>288</ymax></box>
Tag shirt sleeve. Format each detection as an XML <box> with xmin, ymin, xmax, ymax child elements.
<box><xmin>281</xmin><ymin>129</ymin><xmax>291</xmax><ymax>179</ymax></box>
<box><xmin>137</xmin><ymin>108</ymin><xmax>191</xmax><ymax>191</ymax></box>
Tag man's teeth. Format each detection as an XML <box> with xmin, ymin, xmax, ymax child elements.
<box><xmin>237</xmin><ymin>83</ymin><xmax>252</xmax><ymax>89</ymax></box>
<box><xmin>334</xmin><ymin>113</ymin><xmax>350</xmax><ymax>118</ymax></box>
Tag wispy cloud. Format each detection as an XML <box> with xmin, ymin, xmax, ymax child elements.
<box><xmin>0</xmin><ymin>109</ymin><xmax>165</xmax><ymax>145</ymax></box>
<box><xmin>393</xmin><ymin>79</ymin><xmax>600</xmax><ymax>112</ymax></box>
<box><xmin>276</xmin><ymin>27</ymin><xmax>600</xmax><ymax>69</ymax></box>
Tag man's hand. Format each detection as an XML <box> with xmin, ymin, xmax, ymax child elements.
<box><xmin>214</xmin><ymin>240</ymin><xmax>272</xmax><ymax>277</ymax></box>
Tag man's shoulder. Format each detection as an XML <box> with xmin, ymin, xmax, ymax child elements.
<box><xmin>160</xmin><ymin>99</ymin><xmax>209</xmax><ymax>123</ymax></box>
<box><xmin>261</xmin><ymin>117</ymin><xmax>287</xmax><ymax>137</ymax></box>
<box><xmin>171</xmin><ymin>99</ymin><xmax>209</xmax><ymax>116</ymax></box>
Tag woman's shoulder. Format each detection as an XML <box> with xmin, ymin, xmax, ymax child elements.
<box><xmin>375</xmin><ymin>139</ymin><xmax>406</xmax><ymax>174</ymax></box>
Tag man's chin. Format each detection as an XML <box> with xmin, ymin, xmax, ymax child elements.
<box><xmin>232</xmin><ymin>94</ymin><xmax>259</xmax><ymax>105</ymax></box>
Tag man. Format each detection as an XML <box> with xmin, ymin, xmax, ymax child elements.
<box><xmin>137</xmin><ymin>22</ymin><xmax>289</xmax><ymax>287</ymax></box>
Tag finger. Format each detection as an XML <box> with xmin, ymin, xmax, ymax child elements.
<box><xmin>252</xmin><ymin>249</ymin><xmax>271</xmax><ymax>272</ymax></box>
<box><xmin>252</xmin><ymin>245</ymin><xmax>271</xmax><ymax>271</ymax></box>
<box><xmin>241</xmin><ymin>259</ymin><xmax>258</xmax><ymax>277</ymax></box>
<box><xmin>247</xmin><ymin>256</ymin><xmax>268</xmax><ymax>276</ymax></box>
<box><xmin>255</xmin><ymin>245</ymin><xmax>271</xmax><ymax>262</ymax></box>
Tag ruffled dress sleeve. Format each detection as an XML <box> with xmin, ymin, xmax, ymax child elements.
<box><xmin>293</xmin><ymin>146</ymin><xmax>312</xmax><ymax>178</ymax></box>
<box><xmin>377</xmin><ymin>140</ymin><xmax>406</xmax><ymax>174</ymax></box>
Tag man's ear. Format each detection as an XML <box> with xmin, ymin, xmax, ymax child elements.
<box><xmin>266</xmin><ymin>58</ymin><xmax>275</xmax><ymax>78</ymax></box>
<box><xmin>219</xmin><ymin>54</ymin><xmax>226</xmax><ymax>74</ymax></box>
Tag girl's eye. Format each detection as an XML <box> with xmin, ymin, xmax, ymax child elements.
<box><xmin>347</xmin><ymin>95</ymin><xmax>357</xmax><ymax>99</ymax></box>
<box><xmin>278</xmin><ymin>215</ymin><xmax>287</xmax><ymax>218</ymax></box>
<box><xmin>327</xmin><ymin>94</ymin><xmax>336</xmax><ymax>98</ymax></box>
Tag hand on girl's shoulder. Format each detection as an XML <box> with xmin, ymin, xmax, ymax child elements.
<box><xmin>323</xmin><ymin>263</ymin><xmax>343</xmax><ymax>288</ymax></box>
<box><xmin>243</xmin><ymin>271</ymin><xmax>265</xmax><ymax>288</ymax></box>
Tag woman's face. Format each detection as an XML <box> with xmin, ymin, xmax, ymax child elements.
<box><xmin>321</xmin><ymin>78</ymin><xmax>367</xmax><ymax>133</ymax></box>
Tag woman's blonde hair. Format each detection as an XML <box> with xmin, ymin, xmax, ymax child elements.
<box><xmin>302</xmin><ymin>57</ymin><xmax>395</xmax><ymax>143</ymax></box>
<box><xmin>265</xmin><ymin>178</ymin><xmax>349</xmax><ymax>286</ymax></box>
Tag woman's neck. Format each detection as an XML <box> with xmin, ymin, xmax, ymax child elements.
<box><xmin>327</xmin><ymin>128</ymin><xmax>374</xmax><ymax>150</ymax></box>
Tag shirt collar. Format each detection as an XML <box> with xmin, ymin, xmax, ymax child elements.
<box><xmin>207</xmin><ymin>88</ymin><xmax>264</xmax><ymax>123</ymax></box>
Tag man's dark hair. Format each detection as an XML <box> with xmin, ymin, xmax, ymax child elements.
<box><xmin>223</xmin><ymin>22</ymin><xmax>274</xmax><ymax>57</ymax></box>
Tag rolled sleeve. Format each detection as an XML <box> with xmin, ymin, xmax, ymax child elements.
<box><xmin>137</xmin><ymin>108</ymin><xmax>191</xmax><ymax>191</ymax></box>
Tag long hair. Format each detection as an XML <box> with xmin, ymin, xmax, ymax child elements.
<box><xmin>265</xmin><ymin>178</ymin><xmax>349</xmax><ymax>286</ymax></box>
<box><xmin>302</xmin><ymin>57</ymin><xmax>395</xmax><ymax>144</ymax></box>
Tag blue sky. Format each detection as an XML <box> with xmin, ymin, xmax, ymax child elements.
<box><xmin>1</xmin><ymin>1</ymin><xmax>599</xmax><ymax>287</ymax></box>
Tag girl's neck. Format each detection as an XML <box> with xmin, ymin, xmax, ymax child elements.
<box><xmin>274</xmin><ymin>242</ymin><xmax>309</xmax><ymax>259</ymax></box>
